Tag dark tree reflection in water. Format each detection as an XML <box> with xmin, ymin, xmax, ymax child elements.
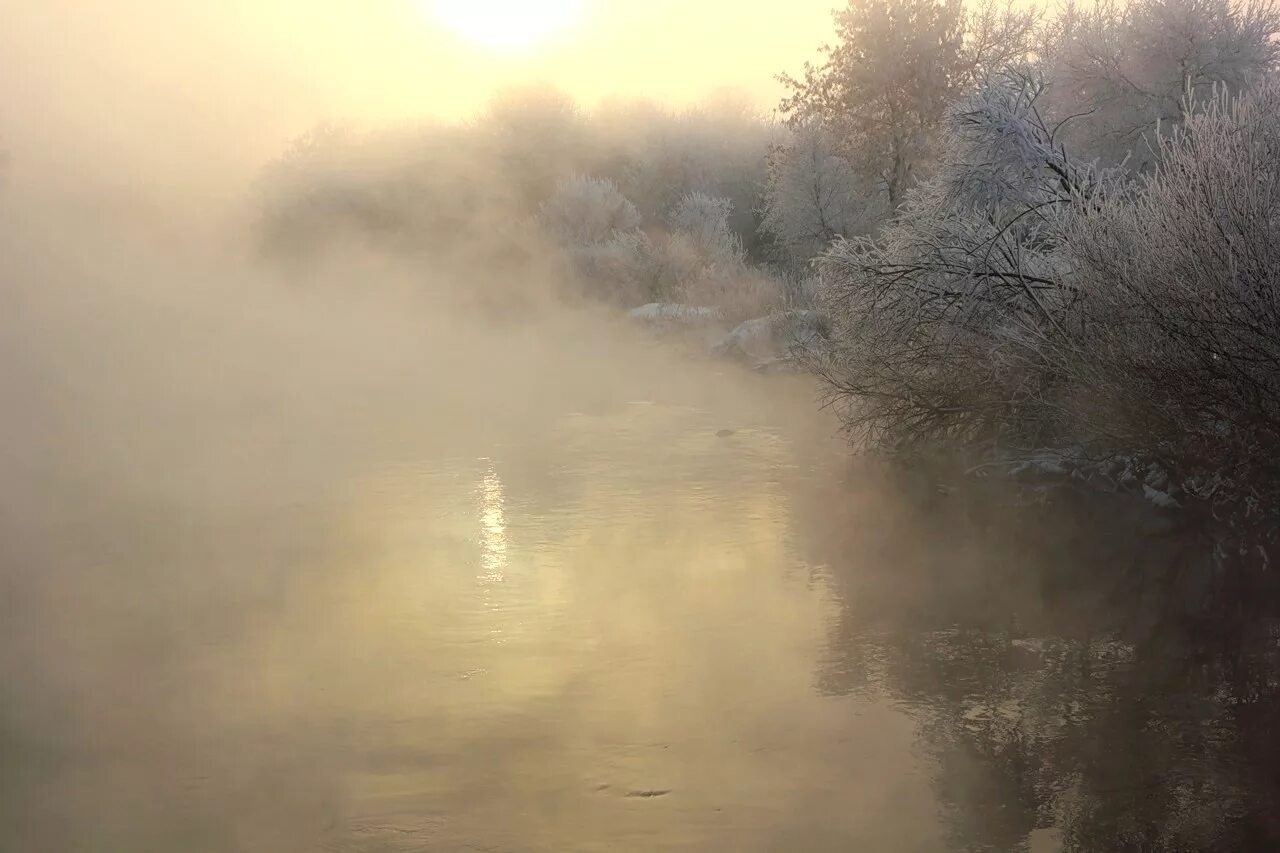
<box><xmin>809</xmin><ymin>474</ymin><xmax>1280</xmax><ymax>852</ymax></box>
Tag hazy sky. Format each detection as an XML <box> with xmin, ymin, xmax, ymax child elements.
<box><xmin>3</xmin><ymin>0</ymin><xmax>836</xmax><ymax>197</ymax></box>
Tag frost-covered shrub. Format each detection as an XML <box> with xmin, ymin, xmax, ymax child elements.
<box><xmin>678</xmin><ymin>266</ymin><xmax>785</xmax><ymax>326</ymax></box>
<box><xmin>658</xmin><ymin>193</ymin><xmax>784</xmax><ymax>322</ymax></box>
<box><xmin>538</xmin><ymin>176</ymin><xmax>657</xmax><ymax>305</ymax></box>
<box><xmin>817</xmin><ymin>70</ymin><xmax>1280</xmax><ymax>564</ymax></box>
<box><xmin>666</xmin><ymin>192</ymin><xmax>745</xmax><ymax>271</ymax></box>
<box><xmin>1060</xmin><ymin>79</ymin><xmax>1280</xmax><ymax>554</ymax></box>
<box><xmin>569</xmin><ymin>229</ymin><xmax>669</xmax><ymax>305</ymax></box>
<box><xmin>539</xmin><ymin>175</ymin><xmax>641</xmax><ymax>245</ymax></box>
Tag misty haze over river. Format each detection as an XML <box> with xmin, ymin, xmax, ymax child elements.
<box><xmin>7</xmin><ymin>0</ymin><xmax>1280</xmax><ymax>850</ymax></box>
<box><xmin>1</xmin><ymin>209</ymin><xmax>1275</xmax><ymax>851</ymax></box>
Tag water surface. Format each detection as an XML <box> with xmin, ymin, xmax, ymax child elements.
<box><xmin>3</xmin><ymin>346</ymin><xmax>1277</xmax><ymax>852</ymax></box>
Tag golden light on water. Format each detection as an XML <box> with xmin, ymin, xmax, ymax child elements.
<box><xmin>478</xmin><ymin>461</ymin><xmax>508</xmax><ymax>581</ymax></box>
<box><xmin>427</xmin><ymin>0</ymin><xmax>585</xmax><ymax>51</ymax></box>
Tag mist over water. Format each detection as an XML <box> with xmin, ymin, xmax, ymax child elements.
<box><xmin>0</xmin><ymin>199</ymin><xmax>925</xmax><ymax>850</ymax></box>
<box><xmin>6</xmin><ymin>3</ymin><xmax>1280</xmax><ymax>851</ymax></box>
<box><xmin>3</xmin><ymin>195</ymin><xmax>1273</xmax><ymax>851</ymax></box>
<box><xmin>0</xmin><ymin>168</ymin><xmax>874</xmax><ymax>842</ymax></box>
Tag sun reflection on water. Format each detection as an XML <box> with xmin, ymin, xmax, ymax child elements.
<box><xmin>478</xmin><ymin>459</ymin><xmax>507</xmax><ymax>583</ymax></box>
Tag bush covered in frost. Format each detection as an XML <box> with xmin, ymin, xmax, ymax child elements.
<box><xmin>815</xmin><ymin>70</ymin><xmax>1280</xmax><ymax>566</ymax></box>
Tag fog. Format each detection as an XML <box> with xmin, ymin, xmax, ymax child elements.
<box><xmin>0</xmin><ymin>0</ymin><xmax>836</xmax><ymax>206</ymax></box>
<box><xmin>0</xmin><ymin>45</ymin><xmax>867</xmax><ymax>848</ymax></box>
<box><xmin>6</xmin><ymin>1</ymin><xmax>1280</xmax><ymax>851</ymax></box>
<box><xmin>0</xmin><ymin>156</ymin><xmax>851</xmax><ymax>850</ymax></box>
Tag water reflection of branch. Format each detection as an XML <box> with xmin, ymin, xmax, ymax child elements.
<box><xmin>805</xmin><ymin>486</ymin><xmax>1280</xmax><ymax>851</ymax></box>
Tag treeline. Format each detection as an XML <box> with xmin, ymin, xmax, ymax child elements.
<box><xmin>255</xmin><ymin>90</ymin><xmax>790</xmax><ymax>318</ymax></box>
<box><xmin>798</xmin><ymin>0</ymin><xmax>1280</xmax><ymax>571</ymax></box>
<box><xmin>257</xmin><ymin>0</ymin><xmax>1280</xmax><ymax>566</ymax></box>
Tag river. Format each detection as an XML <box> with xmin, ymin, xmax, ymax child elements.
<box><xmin>1</xmin><ymin>262</ymin><xmax>1277</xmax><ymax>851</ymax></box>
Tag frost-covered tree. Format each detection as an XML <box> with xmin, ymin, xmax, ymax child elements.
<box><xmin>815</xmin><ymin>68</ymin><xmax>1280</xmax><ymax>564</ymax></box>
<box><xmin>814</xmin><ymin>70</ymin><xmax>1098</xmax><ymax>450</ymax></box>
<box><xmin>760</xmin><ymin>123</ymin><xmax>881</xmax><ymax>267</ymax></box>
<box><xmin>1037</xmin><ymin>0</ymin><xmax>1280</xmax><ymax>168</ymax></box>
<box><xmin>779</xmin><ymin>0</ymin><xmax>1038</xmax><ymax>208</ymax></box>
<box><xmin>590</xmin><ymin>98</ymin><xmax>783</xmax><ymax>258</ymax></box>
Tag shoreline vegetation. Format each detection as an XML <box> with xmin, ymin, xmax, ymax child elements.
<box><xmin>254</xmin><ymin>0</ymin><xmax>1280</xmax><ymax>584</ymax></box>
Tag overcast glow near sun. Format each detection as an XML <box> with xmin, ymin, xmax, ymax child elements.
<box><xmin>428</xmin><ymin>0</ymin><xmax>585</xmax><ymax>50</ymax></box>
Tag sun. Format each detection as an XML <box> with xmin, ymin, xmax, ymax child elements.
<box><xmin>428</xmin><ymin>0</ymin><xmax>585</xmax><ymax>51</ymax></box>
